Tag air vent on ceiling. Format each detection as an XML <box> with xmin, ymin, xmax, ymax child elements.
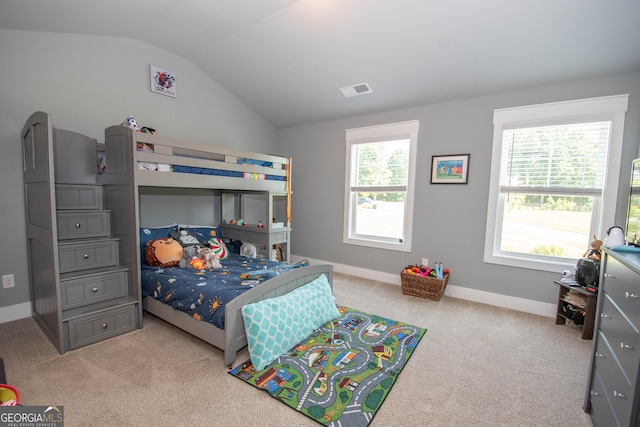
<box><xmin>339</xmin><ymin>82</ymin><xmax>373</xmax><ymax>98</ymax></box>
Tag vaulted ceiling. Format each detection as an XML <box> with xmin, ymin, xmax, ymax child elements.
<box><xmin>1</xmin><ymin>0</ymin><xmax>639</xmax><ymax>128</ymax></box>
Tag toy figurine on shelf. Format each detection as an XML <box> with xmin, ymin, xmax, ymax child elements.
<box><xmin>257</xmin><ymin>221</ymin><xmax>264</xmax><ymax>228</ymax></box>
<box><xmin>583</xmin><ymin>235</ymin><xmax>602</xmax><ymax>261</ymax></box>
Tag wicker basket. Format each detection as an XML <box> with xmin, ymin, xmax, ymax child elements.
<box><xmin>401</xmin><ymin>272</ymin><xmax>450</xmax><ymax>301</ymax></box>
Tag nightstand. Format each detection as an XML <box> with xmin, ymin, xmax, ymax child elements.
<box><xmin>554</xmin><ymin>281</ymin><xmax>597</xmax><ymax>339</ymax></box>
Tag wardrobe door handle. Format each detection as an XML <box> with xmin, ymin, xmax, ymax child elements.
<box><xmin>604</xmin><ymin>273</ymin><xmax>616</xmax><ymax>279</ymax></box>
<box><xmin>595</xmin><ymin>352</ymin><xmax>606</xmax><ymax>358</ymax></box>
<box><xmin>621</xmin><ymin>343</ymin><xmax>633</xmax><ymax>350</ymax></box>
<box><xmin>625</xmin><ymin>292</ymin><xmax>639</xmax><ymax>299</ymax></box>
<box><xmin>591</xmin><ymin>390</ymin><xmax>601</xmax><ymax>397</ymax></box>
<box><xmin>601</xmin><ymin>313</ymin><xmax>611</xmax><ymax>319</ymax></box>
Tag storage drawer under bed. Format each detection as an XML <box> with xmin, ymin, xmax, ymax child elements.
<box><xmin>60</xmin><ymin>270</ymin><xmax>127</xmax><ymax>309</ymax></box>
<box><xmin>66</xmin><ymin>304</ymin><xmax>136</xmax><ymax>350</ymax></box>
<box><xmin>55</xmin><ymin>184</ymin><xmax>103</xmax><ymax>210</ymax></box>
<box><xmin>58</xmin><ymin>238</ymin><xmax>119</xmax><ymax>273</ymax></box>
<box><xmin>57</xmin><ymin>210</ymin><xmax>110</xmax><ymax>240</ymax></box>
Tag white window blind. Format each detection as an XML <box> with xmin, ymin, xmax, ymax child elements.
<box><xmin>500</xmin><ymin>121</ymin><xmax>611</xmax><ymax>196</ymax></box>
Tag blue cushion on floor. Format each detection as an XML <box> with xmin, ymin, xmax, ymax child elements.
<box><xmin>241</xmin><ymin>274</ymin><xmax>339</xmax><ymax>371</ymax></box>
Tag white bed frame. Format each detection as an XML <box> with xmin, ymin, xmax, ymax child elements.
<box><xmin>100</xmin><ymin>126</ymin><xmax>333</xmax><ymax>367</ymax></box>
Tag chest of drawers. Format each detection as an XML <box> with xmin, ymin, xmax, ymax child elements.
<box><xmin>585</xmin><ymin>248</ymin><xmax>640</xmax><ymax>426</ymax></box>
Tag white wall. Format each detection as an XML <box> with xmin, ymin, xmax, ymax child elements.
<box><xmin>278</xmin><ymin>72</ymin><xmax>640</xmax><ymax>308</ymax></box>
<box><xmin>0</xmin><ymin>29</ymin><xmax>277</xmax><ymax>317</ymax></box>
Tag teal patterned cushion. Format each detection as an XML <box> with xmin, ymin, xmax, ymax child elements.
<box><xmin>241</xmin><ymin>274</ymin><xmax>339</xmax><ymax>371</ymax></box>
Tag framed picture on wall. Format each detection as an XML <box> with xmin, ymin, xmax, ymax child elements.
<box><xmin>150</xmin><ymin>65</ymin><xmax>177</xmax><ymax>98</ymax></box>
<box><xmin>431</xmin><ymin>154</ymin><xmax>470</xmax><ymax>184</ymax></box>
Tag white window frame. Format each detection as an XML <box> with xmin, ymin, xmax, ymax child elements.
<box><xmin>343</xmin><ymin>120</ymin><xmax>419</xmax><ymax>252</ymax></box>
<box><xmin>484</xmin><ymin>94</ymin><xmax>629</xmax><ymax>272</ymax></box>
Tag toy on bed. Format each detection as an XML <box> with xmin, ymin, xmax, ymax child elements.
<box><xmin>171</xmin><ymin>229</ymin><xmax>202</xmax><ymax>247</ymax></box>
<box><xmin>145</xmin><ymin>238</ymin><xmax>183</xmax><ymax>268</ymax></box>
<box><xmin>197</xmin><ymin>247</ymin><xmax>222</xmax><ymax>270</ymax></box>
<box><xmin>121</xmin><ymin>115</ymin><xmax>140</xmax><ymax>132</ymax></box>
<box><xmin>140</xmin><ymin>126</ymin><xmax>157</xmax><ymax>135</ymax></box>
<box><xmin>179</xmin><ymin>245</ymin><xmax>199</xmax><ymax>268</ymax></box>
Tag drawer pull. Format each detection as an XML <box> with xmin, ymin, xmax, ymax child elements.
<box><xmin>613</xmin><ymin>391</ymin><xmax>626</xmax><ymax>399</ymax></box>
<box><xmin>83</xmin><ymin>254</ymin><xmax>90</xmax><ymax>259</ymax></box>
<box><xmin>102</xmin><ymin>323</ymin><xmax>108</xmax><ymax>329</ymax></box>
<box><xmin>604</xmin><ymin>273</ymin><xmax>616</xmax><ymax>279</ymax></box>
<box><xmin>625</xmin><ymin>292</ymin><xmax>639</xmax><ymax>300</ymax></box>
<box><xmin>75</xmin><ymin>223</ymin><xmax>81</xmax><ymax>229</ymax></box>
<box><xmin>91</xmin><ymin>287</ymin><xmax>99</xmax><ymax>293</ymax></box>
<box><xmin>600</xmin><ymin>313</ymin><xmax>611</xmax><ymax>319</ymax></box>
<box><xmin>621</xmin><ymin>343</ymin><xmax>634</xmax><ymax>350</ymax></box>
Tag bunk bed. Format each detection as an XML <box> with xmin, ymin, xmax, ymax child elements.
<box><xmin>99</xmin><ymin>125</ymin><xmax>333</xmax><ymax>367</ymax></box>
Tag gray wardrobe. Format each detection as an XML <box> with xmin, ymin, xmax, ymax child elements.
<box><xmin>22</xmin><ymin>112</ymin><xmax>141</xmax><ymax>353</ymax></box>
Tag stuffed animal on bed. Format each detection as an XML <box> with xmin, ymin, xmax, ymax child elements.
<box><xmin>170</xmin><ymin>229</ymin><xmax>201</xmax><ymax>247</ymax></box>
<box><xmin>145</xmin><ymin>238</ymin><xmax>183</xmax><ymax>268</ymax></box>
<box><xmin>121</xmin><ymin>115</ymin><xmax>140</xmax><ymax>132</ymax></box>
<box><xmin>197</xmin><ymin>247</ymin><xmax>222</xmax><ymax>270</ymax></box>
<box><xmin>189</xmin><ymin>256</ymin><xmax>205</xmax><ymax>270</ymax></box>
<box><xmin>179</xmin><ymin>245</ymin><xmax>199</xmax><ymax>269</ymax></box>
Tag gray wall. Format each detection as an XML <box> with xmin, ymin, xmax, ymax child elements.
<box><xmin>278</xmin><ymin>72</ymin><xmax>640</xmax><ymax>305</ymax></box>
<box><xmin>1</xmin><ymin>28</ymin><xmax>638</xmax><ymax>314</ymax></box>
<box><xmin>0</xmin><ymin>29</ymin><xmax>277</xmax><ymax>310</ymax></box>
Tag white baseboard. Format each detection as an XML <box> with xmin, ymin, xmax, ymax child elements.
<box><xmin>293</xmin><ymin>255</ymin><xmax>557</xmax><ymax>318</ymax></box>
<box><xmin>0</xmin><ymin>302</ymin><xmax>32</xmax><ymax>324</ymax></box>
<box><xmin>2</xmin><ymin>259</ymin><xmax>556</xmax><ymax>323</ymax></box>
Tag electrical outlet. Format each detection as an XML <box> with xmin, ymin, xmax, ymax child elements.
<box><xmin>421</xmin><ymin>258</ymin><xmax>429</xmax><ymax>267</ymax></box>
<box><xmin>2</xmin><ymin>274</ymin><xmax>15</xmax><ymax>289</ymax></box>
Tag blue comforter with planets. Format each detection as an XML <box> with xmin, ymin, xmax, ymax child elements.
<box><xmin>141</xmin><ymin>254</ymin><xmax>308</xmax><ymax>329</ymax></box>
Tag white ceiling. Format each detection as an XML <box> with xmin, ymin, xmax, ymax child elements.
<box><xmin>1</xmin><ymin>0</ymin><xmax>640</xmax><ymax>129</ymax></box>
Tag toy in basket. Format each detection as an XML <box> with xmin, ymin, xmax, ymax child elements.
<box><xmin>401</xmin><ymin>263</ymin><xmax>450</xmax><ymax>301</ymax></box>
<box><xmin>0</xmin><ymin>384</ymin><xmax>19</xmax><ymax>406</ymax></box>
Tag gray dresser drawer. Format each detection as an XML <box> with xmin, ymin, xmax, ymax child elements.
<box><xmin>56</xmin><ymin>184</ymin><xmax>103</xmax><ymax>210</ymax></box>
<box><xmin>57</xmin><ymin>210</ymin><xmax>110</xmax><ymax>240</ymax></box>
<box><xmin>67</xmin><ymin>304</ymin><xmax>136</xmax><ymax>350</ymax></box>
<box><xmin>599</xmin><ymin>293</ymin><xmax>640</xmax><ymax>384</ymax></box>
<box><xmin>594</xmin><ymin>331</ymin><xmax>634</xmax><ymax>426</ymax></box>
<box><xmin>602</xmin><ymin>257</ymin><xmax>640</xmax><ymax>329</ymax></box>
<box><xmin>58</xmin><ymin>239</ymin><xmax>119</xmax><ymax>273</ymax></box>
<box><xmin>589</xmin><ymin>368</ymin><xmax>618</xmax><ymax>427</ymax></box>
<box><xmin>61</xmin><ymin>271</ymin><xmax>127</xmax><ymax>309</ymax></box>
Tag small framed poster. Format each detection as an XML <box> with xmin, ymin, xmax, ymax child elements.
<box><xmin>150</xmin><ymin>65</ymin><xmax>176</xmax><ymax>98</ymax></box>
<box><xmin>431</xmin><ymin>154</ymin><xmax>470</xmax><ymax>184</ymax></box>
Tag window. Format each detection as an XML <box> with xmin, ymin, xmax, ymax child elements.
<box><xmin>485</xmin><ymin>95</ymin><xmax>628</xmax><ymax>272</ymax></box>
<box><xmin>343</xmin><ymin>120</ymin><xmax>418</xmax><ymax>251</ymax></box>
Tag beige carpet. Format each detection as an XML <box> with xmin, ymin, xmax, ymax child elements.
<box><xmin>0</xmin><ymin>273</ymin><xmax>594</xmax><ymax>426</ymax></box>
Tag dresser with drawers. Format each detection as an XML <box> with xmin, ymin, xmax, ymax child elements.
<box><xmin>584</xmin><ymin>247</ymin><xmax>640</xmax><ymax>426</ymax></box>
<box><xmin>22</xmin><ymin>112</ymin><xmax>141</xmax><ymax>353</ymax></box>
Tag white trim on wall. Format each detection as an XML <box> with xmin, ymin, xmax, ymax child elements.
<box><xmin>292</xmin><ymin>255</ymin><xmax>556</xmax><ymax>318</ymax></box>
<box><xmin>0</xmin><ymin>302</ymin><xmax>31</xmax><ymax>323</ymax></box>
